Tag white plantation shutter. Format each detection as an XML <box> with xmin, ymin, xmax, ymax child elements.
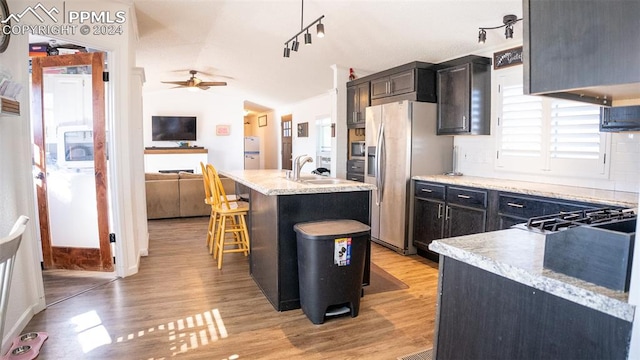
<box><xmin>496</xmin><ymin>69</ymin><xmax>609</xmax><ymax>178</ymax></box>
<box><xmin>500</xmin><ymin>84</ymin><xmax>543</xmax><ymax>158</ymax></box>
<box><xmin>549</xmin><ymin>100</ymin><xmax>602</xmax><ymax>159</ymax></box>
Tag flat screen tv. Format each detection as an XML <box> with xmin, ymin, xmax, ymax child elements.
<box><xmin>151</xmin><ymin>116</ymin><xmax>197</xmax><ymax>141</ymax></box>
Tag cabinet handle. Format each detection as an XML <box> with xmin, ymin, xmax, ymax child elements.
<box><xmin>437</xmin><ymin>203</ymin><xmax>443</xmax><ymax>219</ymax></box>
<box><xmin>421</xmin><ymin>188</ymin><xmax>433</xmax><ymax>193</ymax></box>
<box><xmin>457</xmin><ymin>194</ymin><xmax>471</xmax><ymax>199</ymax></box>
<box><xmin>350</xmin><ymin>177</ymin><xmax>358</xmax><ymax>181</ymax></box>
<box><xmin>353</xmin><ymin>112</ymin><xmax>358</xmax><ymax>122</ymax></box>
<box><xmin>445</xmin><ymin>206</ymin><xmax>451</xmax><ymax>220</ymax></box>
<box><xmin>507</xmin><ymin>202</ymin><xmax>525</xmax><ymax>208</ymax></box>
<box><xmin>351</xmin><ymin>166</ymin><xmax>357</xmax><ymax>169</ymax></box>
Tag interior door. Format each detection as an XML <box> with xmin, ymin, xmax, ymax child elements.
<box><xmin>32</xmin><ymin>52</ymin><xmax>113</xmax><ymax>271</ymax></box>
<box><xmin>281</xmin><ymin>114</ymin><xmax>292</xmax><ymax>170</ymax></box>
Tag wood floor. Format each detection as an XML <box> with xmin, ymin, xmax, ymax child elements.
<box><xmin>23</xmin><ymin>217</ymin><xmax>440</xmax><ymax>359</ymax></box>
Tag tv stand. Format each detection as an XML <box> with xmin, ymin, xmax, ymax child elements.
<box><xmin>144</xmin><ymin>147</ymin><xmax>208</xmax><ymax>173</ymax></box>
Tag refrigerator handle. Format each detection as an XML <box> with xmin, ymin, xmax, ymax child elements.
<box><xmin>375</xmin><ymin>121</ymin><xmax>384</xmax><ymax>206</ymax></box>
<box><xmin>379</xmin><ymin>123</ymin><xmax>386</xmax><ymax>203</ymax></box>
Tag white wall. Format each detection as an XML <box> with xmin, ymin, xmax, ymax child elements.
<box><xmin>288</xmin><ymin>93</ymin><xmax>333</xmax><ymax>175</ymax></box>
<box><xmin>0</xmin><ymin>32</ymin><xmax>46</xmax><ymax>355</ymax></box>
<box><xmin>143</xmin><ymin>89</ymin><xmax>245</xmax><ymax>172</ymax></box>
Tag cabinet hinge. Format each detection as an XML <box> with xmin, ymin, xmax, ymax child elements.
<box><xmin>103</xmin><ymin>71</ymin><xmax>109</xmax><ymax>82</ymax></box>
<box><xmin>109</xmin><ymin>233</ymin><xmax>116</xmax><ymax>243</ymax></box>
<box><xmin>498</xmin><ymin>84</ymin><xmax>501</xmax><ymax>93</ymax></box>
<box><xmin>497</xmin><ymin>116</ymin><xmax>500</xmax><ymax>126</ymax></box>
<box><xmin>496</xmin><ymin>150</ymin><xmax>499</xmax><ymax>159</ymax></box>
<box><xmin>603</xmin><ymin>153</ymin><xmax>606</xmax><ymax>164</ymax></box>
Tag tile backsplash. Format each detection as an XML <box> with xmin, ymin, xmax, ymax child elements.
<box><xmin>454</xmin><ymin>133</ymin><xmax>640</xmax><ymax>193</ymax></box>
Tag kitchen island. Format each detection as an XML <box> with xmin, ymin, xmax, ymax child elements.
<box><xmin>219</xmin><ymin>169</ymin><xmax>375</xmax><ymax>311</ymax></box>
<box><xmin>429</xmin><ymin>229</ymin><xmax>634</xmax><ymax>359</ymax></box>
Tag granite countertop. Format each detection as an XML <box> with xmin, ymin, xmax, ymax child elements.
<box><xmin>429</xmin><ymin>229</ymin><xmax>635</xmax><ymax>322</ymax></box>
<box><xmin>219</xmin><ymin>169</ymin><xmax>375</xmax><ymax>196</ymax></box>
<box><xmin>413</xmin><ymin>174</ymin><xmax>638</xmax><ymax>208</ymax></box>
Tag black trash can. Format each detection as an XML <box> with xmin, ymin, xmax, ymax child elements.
<box><xmin>294</xmin><ymin>219</ymin><xmax>370</xmax><ymax>324</ymax></box>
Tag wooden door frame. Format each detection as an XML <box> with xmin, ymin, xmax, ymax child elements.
<box><xmin>32</xmin><ymin>52</ymin><xmax>112</xmax><ymax>271</ymax></box>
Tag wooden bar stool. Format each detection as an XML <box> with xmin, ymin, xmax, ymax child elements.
<box><xmin>206</xmin><ymin>165</ymin><xmax>250</xmax><ymax>269</ymax></box>
<box><xmin>200</xmin><ymin>162</ymin><xmax>217</xmax><ymax>252</ymax></box>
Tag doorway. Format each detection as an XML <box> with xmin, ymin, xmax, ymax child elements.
<box><xmin>31</xmin><ymin>50</ymin><xmax>116</xmax><ymax>304</ymax></box>
<box><xmin>281</xmin><ymin>114</ymin><xmax>292</xmax><ymax>170</ymax></box>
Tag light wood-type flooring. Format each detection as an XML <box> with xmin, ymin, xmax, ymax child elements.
<box><xmin>22</xmin><ymin>217</ymin><xmax>440</xmax><ymax>359</ymax></box>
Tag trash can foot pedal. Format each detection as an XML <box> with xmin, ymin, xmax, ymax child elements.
<box><xmin>325</xmin><ymin>305</ymin><xmax>350</xmax><ymax>317</ymax></box>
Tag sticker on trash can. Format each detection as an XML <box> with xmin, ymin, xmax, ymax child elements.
<box><xmin>334</xmin><ymin>237</ymin><xmax>351</xmax><ymax>266</ymax></box>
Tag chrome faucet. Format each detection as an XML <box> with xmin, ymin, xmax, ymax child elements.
<box><xmin>292</xmin><ymin>154</ymin><xmax>313</xmax><ymax>181</ymax></box>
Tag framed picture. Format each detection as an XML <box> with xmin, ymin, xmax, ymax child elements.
<box><xmin>216</xmin><ymin>125</ymin><xmax>230</xmax><ymax>136</ymax></box>
<box><xmin>258</xmin><ymin>115</ymin><xmax>267</xmax><ymax>127</ymax></box>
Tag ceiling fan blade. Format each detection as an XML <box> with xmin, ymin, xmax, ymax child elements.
<box><xmin>199</xmin><ymin>81</ymin><xmax>227</xmax><ymax>86</ymax></box>
<box><xmin>161</xmin><ymin>81</ymin><xmax>189</xmax><ymax>86</ymax></box>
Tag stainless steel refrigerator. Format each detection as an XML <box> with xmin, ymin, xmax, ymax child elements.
<box><xmin>364</xmin><ymin>101</ymin><xmax>453</xmax><ymax>254</ymax></box>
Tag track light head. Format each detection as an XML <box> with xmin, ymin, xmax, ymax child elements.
<box><xmin>283</xmin><ymin>45</ymin><xmax>291</xmax><ymax>58</ymax></box>
<box><xmin>505</xmin><ymin>24</ymin><xmax>514</xmax><ymax>39</ymax></box>
<box><xmin>291</xmin><ymin>38</ymin><xmax>300</xmax><ymax>51</ymax></box>
<box><xmin>304</xmin><ymin>31</ymin><xmax>312</xmax><ymax>45</ymax></box>
<box><xmin>316</xmin><ymin>22</ymin><xmax>325</xmax><ymax>38</ymax></box>
<box><xmin>478</xmin><ymin>29</ymin><xmax>486</xmax><ymax>43</ymax></box>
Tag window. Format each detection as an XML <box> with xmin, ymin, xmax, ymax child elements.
<box><xmin>496</xmin><ymin>70</ymin><xmax>609</xmax><ymax>178</ymax></box>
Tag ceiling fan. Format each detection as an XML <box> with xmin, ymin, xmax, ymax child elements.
<box><xmin>161</xmin><ymin>70</ymin><xmax>227</xmax><ymax>90</ymax></box>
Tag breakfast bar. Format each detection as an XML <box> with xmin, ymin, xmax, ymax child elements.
<box><xmin>219</xmin><ymin>169</ymin><xmax>375</xmax><ymax>311</ymax></box>
<box><xmin>429</xmin><ymin>229</ymin><xmax>635</xmax><ymax>359</ymax></box>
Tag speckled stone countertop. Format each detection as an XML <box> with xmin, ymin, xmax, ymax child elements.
<box><xmin>219</xmin><ymin>169</ymin><xmax>375</xmax><ymax>196</ymax></box>
<box><xmin>429</xmin><ymin>229</ymin><xmax>635</xmax><ymax>322</ymax></box>
<box><xmin>413</xmin><ymin>175</ymin><xmax>638</xmax><ymax>208</ymax></box>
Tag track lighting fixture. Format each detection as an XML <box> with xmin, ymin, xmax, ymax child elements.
<box><xmin>478</xmin><ymin>14</ymin><xmax>521</xmax><ymax>43</ymax></box>
<box><xmin>283</xmin><ymin>0</ymin><xmax>326</xmax><ymax>57</ymax></box>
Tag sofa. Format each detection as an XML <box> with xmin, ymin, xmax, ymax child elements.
<box><xmin>145</xmin><ymin>172</ymin><xmax>236</xmax><ymax>219</ymax></box>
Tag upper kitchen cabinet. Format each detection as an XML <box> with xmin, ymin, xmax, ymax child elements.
<box><xmin>600</xmin><ymin>105</ymin><xmax>640</xmax><ymax>132</ymax></box>
<box><xmin>436</xmin><ymin>55</ymin><xmax>491</xmax><ymax>135</ymax></box>
<box><xmin>523</xmin><ymin>0</ymin><xmax>640</xmax><ymax>106</ymax></box>
<box><xmin>368</xmin><ymin>62</ymin><xmax>437</xmax><ymax>105</ymax></box>
<box><xmin>346</xmin><ymin>80</ymin><xmax>370</xmax><ymax>129</ymax></box>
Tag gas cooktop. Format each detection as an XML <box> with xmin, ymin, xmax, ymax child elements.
<box><xmin>519</xmin><ymin>207</ymin><xmax>636</xmax><ymax>233</ymax></box>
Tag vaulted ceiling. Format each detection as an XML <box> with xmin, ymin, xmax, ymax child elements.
<box><xmin>133</xmin><ymin>0</ymin><xmax>523</xmax><ymax>110</ymax></box>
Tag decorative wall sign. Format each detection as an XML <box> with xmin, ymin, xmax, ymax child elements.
<box><xmin>493</xmin><ymin>46</ymin><xmax>523</xmax><ymax>69</ymax></box>
<box><xmin>216</xmin><ymin>125</ymin><xmax>230</xmax><ymax>136</ymax></box>
<box><xmin>258</xmin><ymin>115</ymin><xmax>267</xmax><ymax>127</ymax></box>
<box><xmin>297</xmin><ymin>122</ymin><xmax>308</xmax><ymax>137</ymax></box>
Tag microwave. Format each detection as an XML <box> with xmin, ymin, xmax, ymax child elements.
<box><xmin>350</xmin><ymin>141</ymin><xmax>366</xmax><ymax>159</ymax></box>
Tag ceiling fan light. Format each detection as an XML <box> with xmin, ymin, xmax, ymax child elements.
<box><xmin>316</xmin><ymin>22</ymin><xmax>324</xmax><ymax>38</ymax></box>
<box><xmin>283</xmin><ymin>45</ymin><xmax>291</xmax><ymax>58</ymax></box>
<box><xmin>304</xmin><ymin>31</ymin><xmax>312</xmax><ymax>45</ymax></box>
<box><xmin>291</xmin><ymin>38</ymin><xmax>300</xmax><ymax>51</ymax></box>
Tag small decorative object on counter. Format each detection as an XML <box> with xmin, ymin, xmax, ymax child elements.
<box><xmin>349</xmin><ymin>68</ymin><xmax>356</xmax><ymax>81</ymax></box>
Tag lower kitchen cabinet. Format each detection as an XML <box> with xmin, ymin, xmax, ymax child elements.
<box><xmin>413</xmin><ymin>181</ymin><xmax>487</xmax><ymax>261</ymax></box>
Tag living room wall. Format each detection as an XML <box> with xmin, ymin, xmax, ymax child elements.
<box><xmin>143</xmin><ymin>90</ymin><xmax>245</xmax><ymax>172</ymax></box>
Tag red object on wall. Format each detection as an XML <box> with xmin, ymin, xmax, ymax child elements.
<box><xmin>349</xmin><ymin>68</ymin><xmax>356</xmax><ymax>81</ymax></box>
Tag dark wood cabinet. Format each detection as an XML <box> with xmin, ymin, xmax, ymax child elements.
<box><xmin>346</xmin><ymin>81</ymin><xmax>370</xmax><ymax>129</ymax></box>
<box><xmin>436</xmin><ymin>56</ymin><xmax>491</xmax><ymax>135</ymax></box>
<box><xmin>523</xmin><ymin>0</ymin><xmax>640</xmax><ymax>106</ymax></box>
<box><xmin>600</xmin><ymin>105</ymin><xmax>640</xmax><ymax>132</ymax></box>
<box><xmin>435</xmin><ymin>257</ymin><xmax>632</xmax><ymax>359</ymax></box>
<box><xmin>346</xmin><ymin>159</ymin><xmax>365</xmax><ymax>182</ymax></box>
<box><xmin>370</xmin><ymin>69</ymin><xmax>415</xmax><ymax>100</ymax></box>
<box><xmin>413</xmin><ymin>181</ymin><xmax>487</xmax><ymax>261</ymax></box>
